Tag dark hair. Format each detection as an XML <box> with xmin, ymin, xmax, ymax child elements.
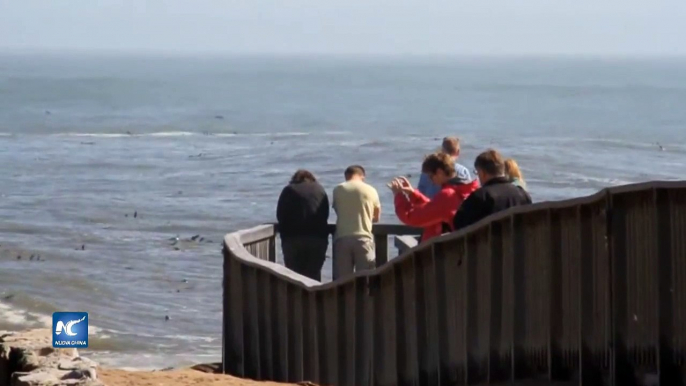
<box><xmin>290</xmin><ymin>169</ymin><xmax>317</xmax><ymax>184</ymax></box>
<box><xmin>474</xmin><ymin>149</ymin><xmax>505</xmax><ymax>176</ymax></box>
<box><xmin>421</xmin><ymin>152</ymin><xmax>455</xmax><ymax>176</ymax></box>
<box><xmin>344</xmin><ymin>165</ymin><xmax>366</xmax><ymax>179</ymax></box>
<box><xmin>441</xmin><ymin>137</ymin><xmax>460</xmax><ymax>155</ymax></box>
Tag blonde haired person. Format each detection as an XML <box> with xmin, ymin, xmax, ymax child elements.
<box><xmin>504</xmin><ymin>158</ymin><xmax>527</xmax><ymax>190</ymax></box>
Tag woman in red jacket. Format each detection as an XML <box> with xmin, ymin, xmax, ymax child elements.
<box><xmin>390</xmin><ymin>152</ymin><xmax>479</xmax><ymax>242</ymax></box>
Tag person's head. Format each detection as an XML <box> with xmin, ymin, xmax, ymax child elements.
<box><xmin>290</xmin><ymin>169</ymin><xmax>317</xmax><ymax>184</ymax></box>
<box><xmin>344</xmin><ymin>165</ymin><xmax>366</xmax><ymax>181</ymax></box>
<box><xmin>421</xmin><ymin>152</ymin><xmax>456</xmax><ymax>186</ymax></box>
<box><xmin>504</xmin><ymin>158</ymin><xmax>524</xmax><ymax>181</ymax></box>
<box><xmin>473</xmin><ymin>149</ymin><xmax>506</xmax><ymax>184</ymax></box>
<box><xmin>441</xmin><ymin>137</ymin><xmax>461</xmax><ymax>158</ymax></box>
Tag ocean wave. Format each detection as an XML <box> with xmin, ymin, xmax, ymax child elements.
<box><xmin>146</xmin><ymin>131</ymin><xmax>196</xmax><ymax>137</ymax></box>
<box><xmin>117</xmin><ymin>331</ymin><xmax>217</xmax><ymax>343</ymax></box>
<box><xmin>56</xmin><ymin>133</ymin><xmax>133</xmax><ymax>138</ymax></box>
<box><xmin>249</xmin><ymin>131</ymin><xmax>311</xmax><ymax>137</ymax></box>
<box><xmin>527</xmin><ymin>136</ymin><xmax>686</xmax><ymax>153</ymax></box>
<box><xmin>45</xmin><ymin>130</ymin><xmax>351</xmax><ymax>138</ymax></box>
<box><xmin>0</xmin><ymin>299</ymin><xmax>107</xmax><ymax>336</ymax></box>
<box><xmin>0</xmin><ymin>301</ymin><xmax>35</xmax><ymax>326</ymax></box>
<box><xmin>545</xmin><ymin>171</ymin><xmax>634</xmax><ymax>187</ymax></box>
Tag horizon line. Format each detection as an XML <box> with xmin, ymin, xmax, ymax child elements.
<box><xmin>2</xmin><ymin>47</ymin><xmax>686</xmax><ymax>60</ymax></box>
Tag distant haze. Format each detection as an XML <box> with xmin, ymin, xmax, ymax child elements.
<box><xmin>1</xmin><ymin>0</ymin><xmax>685</xmax><ymax>56</ymax></box>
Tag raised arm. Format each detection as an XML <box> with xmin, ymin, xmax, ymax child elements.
<box><xmin>394</xmin><ymin>190</ymin><xmax>450</xmax><ymax>227</ymax></box>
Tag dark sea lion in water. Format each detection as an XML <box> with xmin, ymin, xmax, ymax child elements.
<box><xmin>214</xmin><ymin>115</ymin><xmax>224</xmax><ymax>120</ymax></box>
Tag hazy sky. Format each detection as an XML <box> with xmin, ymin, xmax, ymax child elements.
<box><xmin>1</xmin><ymin>0</ymin><xmax>685</xmax><ymax>56</ymax></box>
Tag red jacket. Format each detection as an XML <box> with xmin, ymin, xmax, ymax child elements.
<box><xmin>395</xmin><ymin>178</ymin><xmax>479</xmax><ymax>242</ymax></box>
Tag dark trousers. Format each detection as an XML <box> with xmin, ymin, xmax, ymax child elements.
<box><xmin>281</xmin><ymin>236</ymin><xmax>328</xmax><ymax>282</ymax></box>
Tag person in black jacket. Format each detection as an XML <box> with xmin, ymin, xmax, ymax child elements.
<box><xmin>276</xmin><ymin>169</ymin><xmax>330</xmax><ymax>281</ymax></box>
<box><xmin>453</xmin><ymin>149</ymin><xmax>532</xmax><ymax>230</ymax></box>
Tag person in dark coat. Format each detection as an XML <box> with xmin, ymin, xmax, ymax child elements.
<box><xmin>453</xmin><ymin>149</ymin><xmax>532</xmax><ymax>230</ymax></box>
<box><xmin>276</xmin><ymin>170</ymin><xmax>330</xmax><ymax>281</ymax></box>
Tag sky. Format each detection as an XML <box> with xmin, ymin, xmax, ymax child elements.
<box><xmin>1</xmin><ymin>0</ymin><xmax>685</xmax><ymax>56</ymax></box>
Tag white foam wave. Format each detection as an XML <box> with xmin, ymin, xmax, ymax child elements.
<box><xmin>0</xmin><ymin>301</ymin><xmax>108</xmax><ymax>336</ymax></box>
<box><xmin>46</xmin><ymin>130</ymin><xmax>354</xmax><ymax>139</ymax></box>
<box><xmin>0</xmin><ymin>301</ymin><xmax>33</xmax><ymax>326</ymax></box>
<box><xmin>161</xmin><ymin>335</ymin><xmax>216</xmax><ymax>343</ymax></box>
<box><xmin>56</xmin><ymin>133</ymin><xmax>132</xmax><ymax>138</ymax></box>
<box><xmin>146</xmin><ymin>131</ymin><xmax>195</xmax><ymax>137</ymax></box>
<box><xmin>550</xmin><ymin>171</ymin><xmax>633</xmax><ymax>186</ymax></box>
<box><xmin>118</xmin><ymin>331</ymin><xmax>216</xmax><ymax>343</ymax></box>
<box><xmin>251</xmin><ymin>132</ymin><xmax>310</xmax><ymax>137</ymax></box>
<box><xmin>55</xmin><ymin>131</ymin><xmax>199</xmax><ymax>138</ymax></box>
<box><xmin>321</xmin><ymin>131</ymin><xmax>350</xmax><ymax>135</ymax></box>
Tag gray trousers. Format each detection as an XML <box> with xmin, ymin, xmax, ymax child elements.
<box><xmin>281</xmin><ymin>236</ymin><xmax>328</xmax><ymax>282</ymax></box>
<box><xmin>332</xmin><ymin>236</ymin><xmax>375</xmax><ymax>280</ymax></box>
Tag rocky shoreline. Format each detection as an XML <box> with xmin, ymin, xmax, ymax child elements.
<box><xmin>1</xmin><ymin>329</ymin><xmax>314</xmax><ymax>386</ymax></box>
<box><xmin>0</xmin><ymin>329</ymin><xmax>100</xmax><ymax>386</ymax></box>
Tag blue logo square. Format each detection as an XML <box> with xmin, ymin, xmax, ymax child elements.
<box><xmin>52</xmin><ymin>312</ymin><xmax>89</xmax><ymax>348</ymax></box>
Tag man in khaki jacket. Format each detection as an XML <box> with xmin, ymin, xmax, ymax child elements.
<box><xmin>331</xmin><ymin>165</ymin><xmax>381</xmax><ymax>280</ymax></box>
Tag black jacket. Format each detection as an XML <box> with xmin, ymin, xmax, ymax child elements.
<box><xmin>452</xmin><ymin>176</ymin><xmax>532</xmax><ymax>230</ymax></box>
<box><xmin>276</xmin><ymin>181</ymin><xmax>330</xmax><ymax>239</ymax></box>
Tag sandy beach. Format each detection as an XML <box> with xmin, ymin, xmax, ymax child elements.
<box><xmin>0</xmin><ymin>328</ymin><xmax>313</xmax><ymax>386</ymax></box>
<box><xmin>98</xmin><ymin>368</ymin><xmax>304</xmax><ymax>386</ymax></box>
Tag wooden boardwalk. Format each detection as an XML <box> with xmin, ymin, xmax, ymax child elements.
<box><xmin>222</xmin><ymin>181</ymin><xmax>686</xmax><ymax>386</ymax></box>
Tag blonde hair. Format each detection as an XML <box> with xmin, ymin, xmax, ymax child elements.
<box><xmin>504</xmin><ymin>158</ymin><xmax>526</xmax><ymax>187</ymax></box>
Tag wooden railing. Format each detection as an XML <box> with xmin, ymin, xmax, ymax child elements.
<box><xmin>235</xmin><ymin>223</ymin><xmax>422</xmax><ymax>267</ymax></box>
<box><xmin>222</xmin><ymin>181</ymin><xmax>686</xmax><ymax>386</ymax></box>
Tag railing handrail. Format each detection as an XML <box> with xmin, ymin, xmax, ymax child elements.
<box><xmin>224</xmin><ymin>179</ymin><xmax>686</xmax><ymax>289</ymax></box>
<box><xmin>224</xmin><ymin>226</ymin><xmax>321</xmax><ymax>287</ymax></box>
<box><xmin>223</xmin><ymin>222</ymin><xmax>422</xmax><ymax>289</ymax></box>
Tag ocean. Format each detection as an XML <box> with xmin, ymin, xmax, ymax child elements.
<box><xmin>0</xmin><ymin>52</ymin><xmax>685</xmax><ymax>369</ymax></box>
